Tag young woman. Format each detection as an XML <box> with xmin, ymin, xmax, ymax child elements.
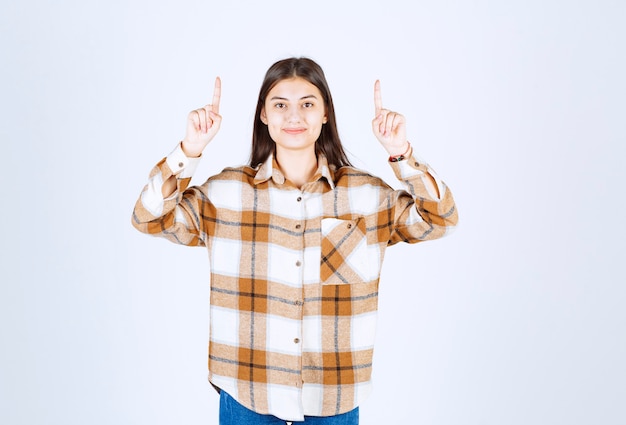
<box><xmin>132</xmin><ymin>57</ymin><xmax>458</xmax><ymax>424</ymax></box>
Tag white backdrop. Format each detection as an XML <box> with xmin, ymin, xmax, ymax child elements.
<box><xmin>2</xmin><ymin>0</ymin><xmax>625</xmax><ymax>424</ymax></box>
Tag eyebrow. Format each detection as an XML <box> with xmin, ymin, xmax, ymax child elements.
<box><xmin>269</xmin><ymin>94</ymin><xmax>319</xmax><ymax>101</ymax></box>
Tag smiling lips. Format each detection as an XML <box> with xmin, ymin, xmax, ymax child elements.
<box><xmin>283</xmin><ymin>128</ymin><xmax>306</xmax><ymax>135</ymax></box>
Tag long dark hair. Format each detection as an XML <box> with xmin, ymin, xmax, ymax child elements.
<box><xmin>249</xmin><ymin>57</ymin><xmax>352</xmax><ymax>168</ymax></box>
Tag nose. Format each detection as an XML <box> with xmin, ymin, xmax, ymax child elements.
<box><xmin>287</xmin><ymin>108</ymin><xmax>301</xmax><ymax>123</ymax></box>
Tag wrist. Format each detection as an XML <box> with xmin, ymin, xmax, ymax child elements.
<box><xmin>181</xmin><ymin>140</ymin><xmax>202</xmax><ymax>158</ymax></box>
<box><xmin>388</xmin><ymin>141</ymin><xmax>411</xmax><ymax>162</ymax></box>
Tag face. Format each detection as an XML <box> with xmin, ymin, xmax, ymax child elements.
<box><xmin>260</xmin><ymin>77</ymin><xmax>328</xmax><ymax>156</ymax></box>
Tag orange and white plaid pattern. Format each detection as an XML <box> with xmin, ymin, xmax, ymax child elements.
<box><xmin>132</xmin><ymin>144</ymin><xmax>458</xmax><ymax>421</ymax></box>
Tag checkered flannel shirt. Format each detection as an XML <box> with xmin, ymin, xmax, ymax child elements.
<box><xmin>132</xmin><ymin>143</ymin><xmax>458</xmax><ymax>421</ymax></box>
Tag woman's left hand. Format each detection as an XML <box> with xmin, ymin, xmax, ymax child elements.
<box><xmin>372</xmin><ymin>80</ymin><xmax>410</xmax><ymax>156</ymax></box>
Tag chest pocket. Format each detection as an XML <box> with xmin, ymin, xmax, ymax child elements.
<box><xmin>320</xmin><ymin>217</ymin><xmax>370</xmax><ymax>284</ymax></box>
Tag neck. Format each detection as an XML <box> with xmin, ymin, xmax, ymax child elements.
<box><xmin>275</xmin><ymin>147</ymin><xmax>318</xmax><ymax>189</ymax></box>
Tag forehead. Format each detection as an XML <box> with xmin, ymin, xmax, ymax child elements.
<box><xmin>267</xmin><ymin>77</ymin><xmax>322</xmax><ymax>99</ymax></box>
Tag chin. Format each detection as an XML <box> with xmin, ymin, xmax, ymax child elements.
<box><xmin>275</xmin><ymin>141</ymin><xmax>316</xmax><ymax>153</ymax></box>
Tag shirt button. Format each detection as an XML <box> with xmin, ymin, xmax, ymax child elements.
<box><xmin>294</xmin><ymin>338</ymin><xmax>300</xmax><ymax>344</ymax></box>
<box><xmin>414</xmin><ymin>161</ymin><xmax>420</xmax><ymax>167</ymax></box>
<box><xmin>296</xmin><ymin>196</ymin><xmax>302</xmax><ymax>202</ymax></box>
<box><xmin>295</xmin><ymin>224</ymin><xmax>301</xmax><ymax>230</ymax></box>
<box><xmin>178</xmin><ymin>162</ymin><xmax>184</xmax><ymax>168</ymax></box>
<box><xmin>347</xmin><ymin>223</ymin><xmax>352</xmax><ymax>229</ymax></box>
<box><xmin>295</xmin><ymin>261</ymin><xmax>301</xmax><ymax>267</ymax></box>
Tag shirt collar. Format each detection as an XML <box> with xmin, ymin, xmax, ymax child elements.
<box><xmin>253</xmin><ymin>153</ymin><xmax>336</xmax><ymax>190</ymax></box>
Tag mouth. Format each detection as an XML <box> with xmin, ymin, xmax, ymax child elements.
<box><xmin>283</xmin><ymin>128</ymin><xmax>306</xmax><ymax>135</ymax></box>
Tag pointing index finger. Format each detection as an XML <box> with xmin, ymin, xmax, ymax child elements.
<box><xmin>211</xmin><ymin>76</ymin><xmax>221</xmax><ymax>114</ymax></box>
<box><xmin>374</xmin><ymin>79</ymin><xmax>383</xmax><ymax>115</ymax></box>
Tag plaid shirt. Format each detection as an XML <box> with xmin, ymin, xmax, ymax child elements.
<box><xmin>132</xmin><ymin>144</ymin><xmax>458</xmax><ymax>421</ymax></box>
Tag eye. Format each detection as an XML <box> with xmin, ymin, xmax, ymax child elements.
<box><xmin>303</xmin><ymin>102</ymin><xmax>314</xmax><ymax>108</ymax></box>
<box><xmin>274</xmin><ymin>102</ymin><xmax>286</xmax><ymax>109</ymax></box>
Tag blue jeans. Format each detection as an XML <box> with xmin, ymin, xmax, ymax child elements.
<box><xmin>219</xmin><ymin>390</ymin><xmax>359</xmax><ymax>424</ymax></box>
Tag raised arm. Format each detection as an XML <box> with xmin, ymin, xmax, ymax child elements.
<box><xmin>372</xmin><ymin>80</ymin><xmax>439</xmax><ymax>197</ymax></box>
<box><xmin>161</xmin><ymin>77</ymin><xmax>222</xmax><ymax>197</ymax></box>
<box><xmin>133</xmin><ymin>76</ymin><xmax>223</xmax><ymax>246</ymax></box>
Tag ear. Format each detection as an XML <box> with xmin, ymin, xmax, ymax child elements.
<box><xmin>260</xmin><ymin>108</ymin><xmax>268</xmax><ymax>125</ymax></box>
<box><xmin>323</xmin><ymin>108</ymin><xmax>328</xmax><ymax>124</ymax></box>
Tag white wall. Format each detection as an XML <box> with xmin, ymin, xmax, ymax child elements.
<box><xmin>2</xmin><ymin>0</ymin><xmax>625</xmax><ymax>424</ymax></box>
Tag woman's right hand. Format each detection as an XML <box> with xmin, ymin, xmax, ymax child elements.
<box><xmin>181</xmin><ymin>77</ymin><xmax>222</xmax><ymax>157</ymax></box>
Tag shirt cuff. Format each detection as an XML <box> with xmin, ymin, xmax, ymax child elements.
<box><xmin>389</xmin><ymin>152</ymin><xmax>427</xmax><ymax>177</ymax></box>
<box><xmin>390</xmin><ymin>153</ymin><xmax>445</xmax><ymax>201</ymax></box>
<box><xmin>165</xmin><ymin>143</ymin><xmax>202</xmax><ymax>178</ymax></box>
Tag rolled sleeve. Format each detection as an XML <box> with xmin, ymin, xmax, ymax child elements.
<box><xmin>389</xmin><ymin>153</ymin><xmax>446</xmax><ymax>201</ymax></box>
